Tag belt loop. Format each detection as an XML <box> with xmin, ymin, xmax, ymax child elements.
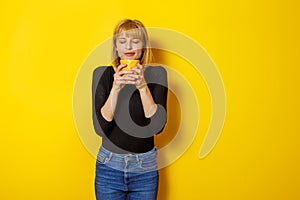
<box><xmin>108</xmin><ymin>152</ymin><xmax>113</xmax><ymax>161</ymax></box>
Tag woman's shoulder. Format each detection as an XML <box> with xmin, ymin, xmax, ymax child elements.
<box><xmin>145</xmin><ymin>65</ymin><xmax>167</xmax><ymax>75</ymax></box>
<box><xmin>93</xmin><ymin>66</ymin><xmax>114</xmax><ymax>78</ymax></box>
<box><xmin>93</xmin><ymin>66</ymin><xmax>114</xmax><ymax>73</ymax></box>
<box><xmin>144</xmin><ymin>65</ymin><xmax>167</xmax><ymax>85</ymax></box>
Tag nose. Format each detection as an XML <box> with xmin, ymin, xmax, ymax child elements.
<box><xmin>126</xmin><ymin>41</ymin><xmax>132</xmax><ymax>50</ymax></box>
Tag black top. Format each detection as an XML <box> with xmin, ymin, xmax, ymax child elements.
<box><xmin>93</xmin><ymin>66</ymin><xmax>168</xmax><ymax>153</ymax></box>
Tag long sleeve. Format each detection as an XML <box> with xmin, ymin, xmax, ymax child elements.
<box><xmin>92</xmin><ymin>66</ymin><xmax>115</xmax><ymax>137</ymax></box>
<box><xmin>145</xmin><ymin>66</ymin><xmax>168</xmax><ymax>135</ymax></box>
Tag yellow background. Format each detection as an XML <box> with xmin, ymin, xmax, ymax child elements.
<box><xmin>1</xmin><ymin>0</ymin><xmax>299</xmax><ymax>199</ymax></box>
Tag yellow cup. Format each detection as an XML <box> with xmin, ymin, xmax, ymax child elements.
<box><xmin>120</xmin><ymin>60</ymin><xmax>139</xmax><ymax>70</ymax></box>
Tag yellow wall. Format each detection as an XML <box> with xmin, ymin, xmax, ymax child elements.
<box><xmin>1</xmin><ymin>0</ymin><xmax>300</xmax><ymax>199</ymax></box>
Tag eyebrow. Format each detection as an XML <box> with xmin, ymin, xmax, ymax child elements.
<box><xmin>117</xmin><ymin>37</ymin><xmax>141</xmax><ymax>40</ymax></box>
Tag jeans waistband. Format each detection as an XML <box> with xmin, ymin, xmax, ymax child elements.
<box><xmin>99</xmin><ymin>146</ymin><xmax>157</xmax><ymax>162</ymax></box>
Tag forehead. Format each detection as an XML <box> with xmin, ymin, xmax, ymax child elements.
<box><xmin>116</xmin><ymin>29</ymin><xmax>143</xmax><ymax>39</ymax></box>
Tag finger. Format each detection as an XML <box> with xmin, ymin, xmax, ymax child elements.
<box><xmin>136</xmin><ymin>63</ymin><xmax>143</xmax><ymax>69</ymax></box>
<box><xmin>117</xmin><ymin>80</ymin><xmax>136</xmax><ymax>85</ymax></box>
<box><xmin>131</xmin><ymin>67</ymin><xmax>142</xmax><ymax>75</ymax></box>
<box><xmin>125</xmin><ymin>81</ymin><xmax>136</xmax><ymax>85</ymax></box>
<box><xmin>116</xmin><ymin>76</ymin><xmax>136</xmax><ymax>81</ymax></box>
<box><xmin>118</xmin><ymin>70</ymin><xmax>134</xmax><ymax>76</ymax></box>
<box><xmin>115</xmin><ymin>69</ymin><xmax>133</xmax><ymax>78</ymax></box>
<box><xmin>126</xmin><ymin>74</ymin><xmax>139</xmax><ymax>79</ymax></box>
<box><xmin>116</xmin><ymin>64</ymin><xmax>127</xmax><ymax>72</ymax></box>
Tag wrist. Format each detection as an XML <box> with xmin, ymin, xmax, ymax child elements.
<box><xmin>111</xmin><ymin>84</ymin><xmax>121</xmax><ymax>93</ymax></box>
<box><xmin>137</xmin><ymin>83</ymin><xmax>147</xmax><ymax>92</ymax></box>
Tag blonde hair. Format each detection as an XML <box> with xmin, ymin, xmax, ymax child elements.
<box><xmin>112</xmin><ymin>19</ymin><xmax>153</xmax><ymax>67</ymax></box>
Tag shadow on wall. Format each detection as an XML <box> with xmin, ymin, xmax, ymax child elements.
<box><xmin>152</xmin><ymin>48</ymin><xmax>182</xmax><ymax>200</ymax></box>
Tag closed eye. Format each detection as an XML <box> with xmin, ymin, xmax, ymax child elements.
<box><xmin>117</xmin><ymin>38</ymin><xmax>126</xmax><ymax>44</ymax></box>
<box><xmin>132</xmin><ymin>39</ymin><xmax>141</xmax><ymax>44</ymax></box>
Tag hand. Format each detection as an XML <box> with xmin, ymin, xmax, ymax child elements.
<box><xmin>113</xmin><ymin>64</ymin><xmax>136</xmax><ymax>91</ymax></box>
<box><xmin>130</xmin><ymin>63</ymin><xmax>147</xmax><ymax>90</ymax></box>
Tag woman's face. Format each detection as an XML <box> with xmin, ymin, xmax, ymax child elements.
<box><xmin>116</xmin><ymin>31</ymin><xmax>143</xmax><ymax>60</ymax></box>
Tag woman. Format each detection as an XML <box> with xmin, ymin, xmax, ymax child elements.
<box><xmin>93</xmin><ymin>19</ymin><xmax>168</xmax><ymax>200</ymax></box>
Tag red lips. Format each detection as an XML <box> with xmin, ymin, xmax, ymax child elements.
<box><xmin>124</xmin><ymin>52</ymin><xmax>135</xmax><ymax>57</ymax></box>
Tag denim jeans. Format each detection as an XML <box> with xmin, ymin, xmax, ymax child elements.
<box><xmin>95</xmin><ymin>146</ymin><xmax>159</xmax><ymax>200</ymax></box>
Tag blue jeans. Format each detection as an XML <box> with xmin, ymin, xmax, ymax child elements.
<box><xmin>95</xmin><ymin>146</ymin><xmax>159</xmax><ymax>200</ymax></box>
